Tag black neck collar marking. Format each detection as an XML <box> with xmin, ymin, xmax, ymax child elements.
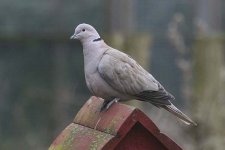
<box><xmin>93</xmin><ymin>37</ymin><xmax>102</xmax><ymax>42</ymax></box>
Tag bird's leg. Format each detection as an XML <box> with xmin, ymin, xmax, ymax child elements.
<box><xmin>100</xmin><ymin>98</ymin><xmax>120</xmax><ymax>112</ymax></box>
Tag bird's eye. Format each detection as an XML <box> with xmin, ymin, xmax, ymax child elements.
<box><xmin>82</xmin><ymin>29</ymin><xmax>85</xmax><ymax>32</ymax></box>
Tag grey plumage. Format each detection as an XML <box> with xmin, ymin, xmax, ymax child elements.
<box><xmin>70</xmin><ymin>23</ymin><xmax>197</xmax><ymax>126</ymax></box>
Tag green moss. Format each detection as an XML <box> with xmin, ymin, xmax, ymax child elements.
<box><xmin>48</xmin><ymin>144</ymin><xmax>63</xmax><ymax>150</ymax></box>
<box><xmin>89</xmin><ymin>131</ymin><xmax>112</xmax><ymax>150</ymax></box>
<box><xmin>49</xmin><ymin>124</ymin><xmax>113</xmax><ymax>150</ymax></box>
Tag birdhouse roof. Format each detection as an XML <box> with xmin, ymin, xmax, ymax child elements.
<box><xmin>49</xmin><ymin>96</ymin><xmax>182</xmax><ymax>150</ymax></box>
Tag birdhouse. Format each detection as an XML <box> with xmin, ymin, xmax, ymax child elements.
<box><xmin>49</xmin><ymin>96</ymin><xmax>182</xmax><ymax>150</ymax></box>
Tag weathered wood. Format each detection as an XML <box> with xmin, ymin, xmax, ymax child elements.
<box><xmin>74</xmin><ymin>97</ymin><xmax>135</xmax><ymax>136</ymax></box>
<box><xmin>49</xmin><ymin>96</ymin><xmax>182</xmax><ymax>150</ymax></box>
<box><xmin>49</xmin><ymin>123</ymin><xmax>114</xmax><ymax>150</ymax></box>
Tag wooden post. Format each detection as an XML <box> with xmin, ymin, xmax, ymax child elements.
<box><xmin>191</xmin><ymin>0</ymin><xmax>225</xmax><ymax>148</ymax></box>
<box><xmin>192</xmin><ymin>35</ymin><xmax>225</xmax><ymax>149</ymax></box>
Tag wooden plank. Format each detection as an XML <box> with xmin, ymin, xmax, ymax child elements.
<box><xmin>114</xmin><ymin>122</ymin><xmax>167</xmax><ymax>150</ymax></box>
<box><xmin>49</xmin><ymin>123</ymin><xmax>114</xmax><ymax>150</ymax></box>
<box><xmin>74</xmin><ymin>96</ymin><xmax>135</xmax><ymax>136</ymax></box>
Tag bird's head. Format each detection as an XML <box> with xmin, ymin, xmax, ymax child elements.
<box><xmin>70</xmin><ymin>23</ymin><xmax>100</xmax><ymax>42</ymax></box>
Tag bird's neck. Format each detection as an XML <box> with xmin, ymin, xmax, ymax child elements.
<box><xmin>82</xmin><ymin>39</ymin><xmax>107</xmax><ymax>72</ymax></box>
<box><xmin>82</xmin><ymin>38</ymin><xmax>104</xmax><ymax>53</ymax></box>
<box><xmin>92</xmin><ymin>37</ymin><xmax>102</xmax><ymax>42</ymax></box>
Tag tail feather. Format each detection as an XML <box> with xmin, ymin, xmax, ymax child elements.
<box><xmin>161</xmin><ymin>103</ymin><xmax>197</xmax><ymax>126</ymax></box>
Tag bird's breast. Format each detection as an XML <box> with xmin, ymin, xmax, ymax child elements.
<box><xmin>85</xmin><ymin>72</ymin><xmax>112</xmax><ymax>98</ymax></box>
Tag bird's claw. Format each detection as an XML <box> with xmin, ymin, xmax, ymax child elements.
<box><xmin>100</xmin><ymin>98</ymin><xmax>120</xmax><ymax>112</ymax></box>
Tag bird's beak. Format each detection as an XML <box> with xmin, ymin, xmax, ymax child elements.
<box><xmin>70</xmin><ymin>34</ymin><xmax>77</xmax><ymax>39</ymax></box>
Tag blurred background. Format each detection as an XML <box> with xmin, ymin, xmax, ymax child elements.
<box><xmin>0</xmin><ymin>0</ymin><xmax>224</xmax><ymax>149</ymax></box>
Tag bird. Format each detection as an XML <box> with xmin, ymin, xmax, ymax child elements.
<box><xmin>70</xmin><ymin>23</ymin><xmax>197</xmax><ymax>126</ymax></box>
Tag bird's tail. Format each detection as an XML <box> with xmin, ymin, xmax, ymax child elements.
<box><xmin>161</xmin><ymin>103</ymin><xmax>197</xmax><ymax>126</ymax></box>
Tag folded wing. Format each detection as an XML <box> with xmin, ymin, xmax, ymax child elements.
<box><xmin>98</xmin><ymin>48</ymin><xmax>173</xmax><ymax>105</ymax></box>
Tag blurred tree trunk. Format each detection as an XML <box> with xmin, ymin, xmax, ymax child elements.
<box><xmin>191</xmin><ymin>0</ymin><xmax>225</xmax><ymax>149</ymax></box>
<box><xmin>192</xmin><ymin>36</ymin><xmax>225</xmax><ymax>149</ymax></box>
<box><xmin>105</xmin><ymin>0</ymin><xmax>152</xmax><ymax>68</ymax></box>
<box><xmin>104</xmin><ymin>0</ymin><xmax>152</xmax><ymax>108</ymax></box>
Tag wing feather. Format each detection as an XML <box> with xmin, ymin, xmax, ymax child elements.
<box><xmin>98</xmin><ymin>49</ymin><xmax>159</xmax><ymax>95</ymax></box>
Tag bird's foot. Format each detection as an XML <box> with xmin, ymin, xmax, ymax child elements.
<box><xmin>100</xmin><ymin>98</ymin><xmax>120</xmax><ymax>112</ymax></box>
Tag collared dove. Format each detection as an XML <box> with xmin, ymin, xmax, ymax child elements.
<box><xmin>70</xmin><ymin>23</ymin><xmax>197</xmax><ymax>126</ymax></box>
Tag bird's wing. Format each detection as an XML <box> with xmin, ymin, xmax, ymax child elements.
<box><xmin>98</xmin><ymin>48</ymin><xmax>173</xmax><ymax>105</ymax></box>
<box><xmin>98</xmin><ymin>49</ymin><xmax>158</xmax><ymax>94</ymax></box>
